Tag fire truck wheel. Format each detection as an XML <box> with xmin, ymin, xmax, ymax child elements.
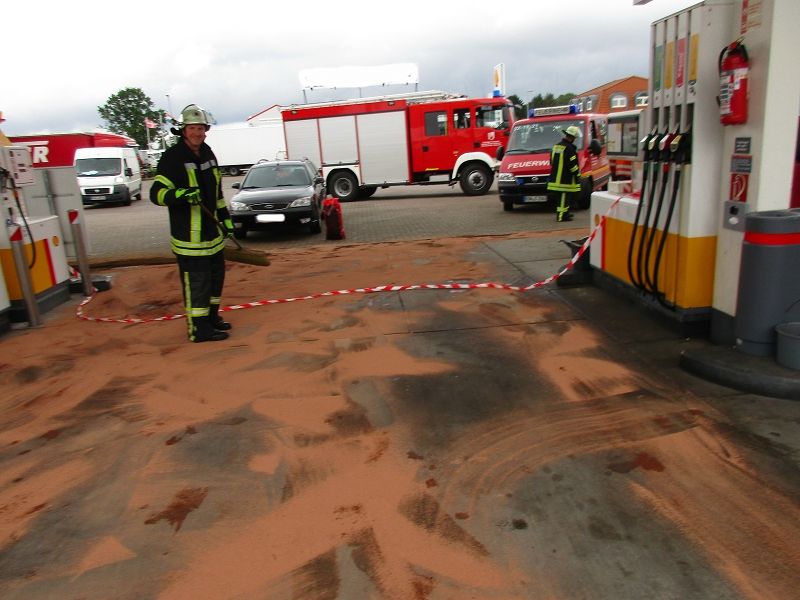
<box><xmin>459</xmin><ymin>163</ymin><xmax>493</xmax><ymax>196</ymax></box>
<box><xmin>359</xmin><ymin>186</ymin><xmax>378</xmax><ymax>199</ymax></box>
<box><xmin>330</xmin><ymin>171</ymin><xmax>359</xmax><ymax>202</ymax></box>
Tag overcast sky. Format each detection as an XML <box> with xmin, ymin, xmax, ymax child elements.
<box><xmin>3</xmin><ymin>0</ymin><xmax>699</xmax><ymax>136</ymax></box>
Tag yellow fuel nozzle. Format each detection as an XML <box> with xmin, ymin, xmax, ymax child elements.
<box><xmin>670</xmin><ymin>134</ymin><xmax>682</xmax><ymax>153</ymax></box>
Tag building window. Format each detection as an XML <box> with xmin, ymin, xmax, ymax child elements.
<box><xmin>585</xmin><ymin>97</ymin><xmax>593</xmax><ymax>111</ymax></box>
<box><xmin>610</xmin><ymin>94</ymin><xmax>628</xmax><ymax>109</ymax></box>
<box><xmin>635</xmin><ymin>93</ymin><xmax>648</xmax><ymax>107</ymax></box>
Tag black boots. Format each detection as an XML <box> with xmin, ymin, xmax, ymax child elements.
<box><xmin>192</xmin><ymin>317</ymin><xmax>229</xmax><ymax>343</ymax></box>
<box><xmin>212</xmin><ymin>317</ymin><xmax>232</xmax><ymax>331</ymax></box>
<box><xmin>210</xmin><ymin>306</ymin><xmax>232</xmax><ymax>331</ymax></box>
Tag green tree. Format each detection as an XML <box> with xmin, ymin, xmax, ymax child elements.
<box><xmin>506</xmin><ymin>94</ymin><xmax>527</xmax><ymax>120</ymax></box>
<box><xmin>98</xmin><ymin>87</ymin><xmax>164</xmax><ymax>148</ymax></box>
<box><xmin>527</xmin><ymin>92</ymin><xmax>576</xmax><ymax>109</ymax></box>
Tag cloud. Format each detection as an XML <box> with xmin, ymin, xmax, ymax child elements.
<box><xmin>2</xmin><ymin>0</ymin><xmax>698</xmax><ymax>135</ymax></box>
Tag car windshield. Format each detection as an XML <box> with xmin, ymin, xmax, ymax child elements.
<box><xmin>505</xmin><ymin>119</ymin><xmax>584</xmax><ymax>154</ymax></box>
<box><xmin>75</xmin><ymin>157</ymin><xmax>122</xmax><ymax>176</ymax></box>
<box><xmin>242</xmin><ymin>165</ymin><xmax>311</xmax><ymax>189</ymax></box>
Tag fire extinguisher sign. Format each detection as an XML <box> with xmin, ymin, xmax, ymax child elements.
<box><xmin>730</xmin><ymin>173</ymin><xmax>749</xmax><ymax>202</ymax></box>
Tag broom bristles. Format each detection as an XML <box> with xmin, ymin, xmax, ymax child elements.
<box><xmin>223</xmin><ymin>241</ymin><xmax>271</xmax><ymax>267</ymax></box>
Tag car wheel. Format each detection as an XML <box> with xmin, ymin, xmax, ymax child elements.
<box><xmin>330</xmin><ymin>171</ymin><xmax>359</xmax><ymax>202</ymax></box>
<box><xmin>227</xmin><ymin>166</ymin><xmax>240</xmax><ymax>176</ymax></box>
<box><xmin>459</xmin><ymin>163</ymin><xmax>493</xmax><ymax>195</ymax></box>
<box><xmin>503</xmin><ymin>200</ymin><xmax>514</xmax><ymax>212</ymax></box>
<box><xmin>233</xmin><ymin>227</ymin><xmax>247</xmax><ymax>240</ymax></box>
<box><xmin>122</xmin><ymin>189</ymin><xmax>132</xmax><ymax>206</ymax></box>
<box><xmin>309</xmin><ymin>202</ymin><xmax>323</xmax><ymax>234</ymax></box>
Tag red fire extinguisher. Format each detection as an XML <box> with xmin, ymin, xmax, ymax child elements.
<box><xmin>718</xmin><ymin>38</ymin><xmax>749</xmax><ymax>126</ymax></box>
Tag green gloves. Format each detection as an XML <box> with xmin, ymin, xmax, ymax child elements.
<box><xmin>184</xmin><ymin>188</ymin><xmax>202</xmax><ymax>205</ymax></box>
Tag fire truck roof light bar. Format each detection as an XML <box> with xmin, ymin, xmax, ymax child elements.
<box><xmin>531</xmin><ymin>104</ymin><xmax>580</xmax><ymax>117</ymax></box>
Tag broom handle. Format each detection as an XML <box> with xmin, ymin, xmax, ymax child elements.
<box><xmin>198</xmin><ymin>202</ymin><xmax>245</xmax><ymax>251</ymax></box>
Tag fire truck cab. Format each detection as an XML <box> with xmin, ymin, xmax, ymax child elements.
<box><xmin>281</xmin><ymin>91</ymin><xmax>514</xmax><ymax>201</ymax></box>
<box><xmin>496</xmin><ymin>105</ymin><xmax>610</xmax><ymax>211</ymax></box>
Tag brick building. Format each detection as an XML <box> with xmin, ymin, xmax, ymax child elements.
<box><xmin>574</xmin><ymin>76</ymin><xmax>649</xmax><ymax>113</ymax></box>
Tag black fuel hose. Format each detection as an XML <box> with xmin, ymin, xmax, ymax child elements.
<box><xmin>651</xmin><ymin>165</ymin><xmax>683</xmax><ymax>308</ymax></box>
<box><xmin>643</xmin><ymin>162</ymin><xmax>672</xmax><ymax>294</ymax></box>
<box><xmin>626</xmin><ymin>160</ymin><xmax>650</xmax><ymax>288</ymax></box>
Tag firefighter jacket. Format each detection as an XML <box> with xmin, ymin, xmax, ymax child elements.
<box><xmin>150</xmin><ymin>139</ymin><xmax>233</xmax><ymax>257</ymax></box>
<box><xmin>547</xmin><ymin>138</ymin><xmax>581</xmax><ymax>193</ymax></box>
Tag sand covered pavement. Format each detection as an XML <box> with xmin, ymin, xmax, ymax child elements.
<box><xmin>1</xmin><ymin>233</ymin><xmax>799</xmax><ymax>599</ymax></box>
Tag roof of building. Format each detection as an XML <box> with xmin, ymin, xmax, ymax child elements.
<box><xmin>577</xmin><ymin>75</ymin><xmax>648</xmax><ymax>97</ymax></box>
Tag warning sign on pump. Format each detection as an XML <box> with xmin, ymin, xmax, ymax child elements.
<box><xmin>730</xmin><ymin>154</ymin><xmax>752</xmax><ymax>173</ymax></box>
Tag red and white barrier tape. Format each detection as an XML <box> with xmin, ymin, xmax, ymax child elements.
<box><xmin>77</xmin><ymin>196</ymin><xmax>626</xmax><ymax>325</ymax></box>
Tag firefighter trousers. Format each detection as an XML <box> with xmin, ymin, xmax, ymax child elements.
<box><xmin>176</xmin><ymin>252</ymin><xmax>225</xmax><ymax>341</ymax></box>
<box><xmin>551</xmin><ymin>192</ymin><xmax>575</xmax><ymax>222</ymax></box>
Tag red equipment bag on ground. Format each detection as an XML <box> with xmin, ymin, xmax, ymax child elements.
<box><xmin>322</xmin><ymin>196</ymin><xmax>346</xmax><ymax>240</ymax></box>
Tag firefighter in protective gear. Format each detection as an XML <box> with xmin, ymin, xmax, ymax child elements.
<box><xmin>150</xmin><ymin>104</ymin><xmax>235</xmax><ymax>342</ymax></box>
<box><xmin>547</xmin><ymin>125</ymin><xmax>582</xmax><ymax>222</ymax></box>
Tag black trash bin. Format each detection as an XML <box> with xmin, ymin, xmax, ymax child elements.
<box><xmin>735</xmin><ymin>208</ymin><xmax>800</xmax><ymax>356</ymax></box>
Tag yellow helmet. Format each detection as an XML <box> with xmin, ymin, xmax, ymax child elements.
<box><xmin>179</xmin><ymin>104</ymin><xmax>213</xmax><ymax>129</ymax></box>
<box><xmin>562</xmin><ymin>125</ymin><xmax>582</xmax><ymax>139</ymax></box>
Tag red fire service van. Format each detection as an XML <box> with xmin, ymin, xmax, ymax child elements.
<box><xmin>496</xmin><ymin>105</ymin><xmax>610</xmax><ymax>211</ymax></box>
<box><xmin>281</xmin><ymin>91</ymin><xmax>514</xmax><ymax>201</ymax></box>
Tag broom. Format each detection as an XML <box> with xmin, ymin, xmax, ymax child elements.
<box><xmin>199</xmin><ymin>203</ymin><xmax>271</xmax><ymax>267</ymax></box>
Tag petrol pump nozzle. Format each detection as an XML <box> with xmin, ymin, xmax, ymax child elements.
<box><xmin>641</xmin><ymin>126</ymin><xmax>658</xmax><ymax>161</ymax></box>
<box><xmin>670</xmin><ymin>129</ymin><xmax>692</xmax><ymax>165</ymax></box>
<box><xmin>658</xmin><ymin>130</ymin><xmax>677</xmax><ymax>161</ymax></box>
<box><xmin>647</xmin><ymin>130</ymin><xmax>664</xmax><ymax>161</ymax></box>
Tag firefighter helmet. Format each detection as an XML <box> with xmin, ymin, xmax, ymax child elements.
<box><xmin>179</xmin><ymin>104</ymin><xmax>213</xmax><ymax>129</ymax></box>
<box><xmin>562</xmin><ymin>125</ymin><xmax>581</xmax><ymax>139</ymax></box>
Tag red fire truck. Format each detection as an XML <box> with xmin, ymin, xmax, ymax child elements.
<box><xmin>496</xmin><ymin>105</ymin><xmax>610</xmax><ymax>211</ymax></box>
<box><xmin>281</xmin><ymin>91</ymin><xmax>514</xmax><ymax>201</ymax></box>
<box><xmin>8</xmin><ymin>132</ymin><xmax>137</xmax><ymax>169</ymax></box>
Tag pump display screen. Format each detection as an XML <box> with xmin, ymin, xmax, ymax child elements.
<box><xmin>75</xmin><ymin>158</ymin><xmax>122</xmax><ymax>176</ymax></box>
<box><xmin>505</xmin><ymin>119</ymin><xmax>584</xmax><ymax>154</ymax></box>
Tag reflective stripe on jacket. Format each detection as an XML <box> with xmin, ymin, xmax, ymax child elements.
<box><xmin>150</xmin><ymin>139</ymin><xmax>231</xmax><ymax>257</ymax></box>
<box><xmin>547</xmin><ymin>140</ymin><xmax>581</xmax><ymax>193</ymax></box>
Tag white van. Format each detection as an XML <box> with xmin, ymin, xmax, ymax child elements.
<box><xmin>75</xmin><ymin>147</ymin><xmax>142</xmax><ymax>206</ymax></box>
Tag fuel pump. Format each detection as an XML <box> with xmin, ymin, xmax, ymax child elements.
<box><xmin>588</xmin><ymin>1</ymin><xmax>744</xmax><ymax>332</ymax></box>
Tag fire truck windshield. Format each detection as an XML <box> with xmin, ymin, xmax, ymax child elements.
<box><xmin>505</xmin><ymin>119</ymin><xmax>584</xmax><ymax>154</ymax></box>
<box><xmin>476</xmin><ymin>104</ymin><xmax>511</xmax><ymax>130</ymax></box>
